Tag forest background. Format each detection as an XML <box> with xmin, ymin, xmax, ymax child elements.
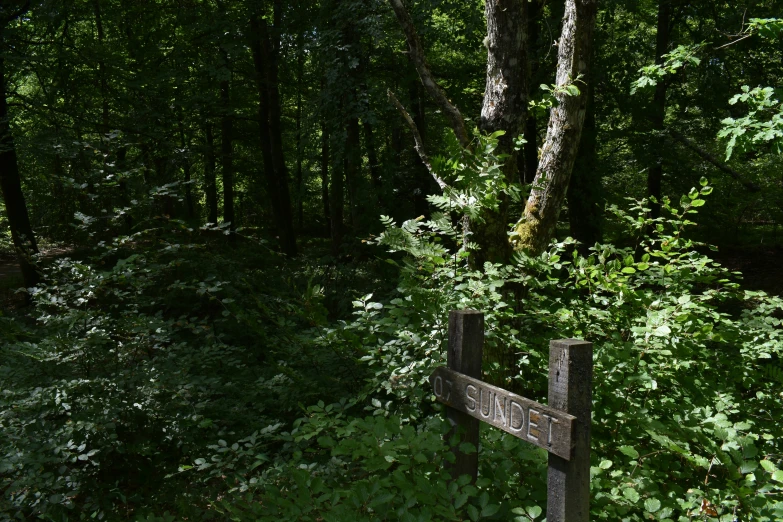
<box><xmin>1</xmin><ymin>0</ymin><xmax>782</xmax><ymax>520</ymax></box>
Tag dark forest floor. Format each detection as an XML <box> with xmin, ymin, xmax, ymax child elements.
<box><xmin>0</xmin><ymin>255</ymin><xmax>24</xmax><ymax>311</ymax></box>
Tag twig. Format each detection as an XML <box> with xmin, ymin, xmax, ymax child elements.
<box><xmin>714</xmin><ymin>33</ymin><xmax>753</xmax><ymax>50</ymax></box>
<box><xmin>387</xmin><ymin>0</ymin><xmax>471</xmax><ymax>149</ymax></box>
<box><xmin>387</xmin><ymin>89</ymin><xmax>448</xmax><ymax>192</ymax></box>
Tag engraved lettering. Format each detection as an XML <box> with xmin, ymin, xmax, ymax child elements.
<box><xmin>479</xmin><ymin>388</ymin><xmax>492</xmax><ymax>418</ymax></box>
<box><xmin>509</xmin><ymin>401</ymin><xmax>525</xmax><ymax>431</ymax></box>
<box><xmin>434</xmin><ymin>376</ymin><xmax>443</xmax><ymax>397</ymax></box>
<box><xmin>428</xmin><ymin>367</ymin><xmax>576</xmax><ymax>460</ymax></box>
<box><xmin>527</xmin><ymin>408</ymin><xmax>540</xmax><ymax>441</ymax></box>
<box><xmin>494</xmin><ymin>394</ymin><xmax>507</xmax><ymax>427</ymax></box>
<box><xmin>543</xmin><ymin>414</ymin><xmax>559</xmax><ymax>445</ymax></box>
<box><xmin>465</xmin><ymin>384</ymin><xmax>478</xmax><ymax>412</ymax></box>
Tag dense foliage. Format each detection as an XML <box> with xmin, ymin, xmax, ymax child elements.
<box><xmin>1</xmin><ymin>1</ymin><xmax>782</xmax><ymax>521</ymax></box>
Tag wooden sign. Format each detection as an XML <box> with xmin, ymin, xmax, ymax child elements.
<box><xmin>429</xmin><ymin>367</ymin><xmax>575</xmax><ymax>460</ymax></box>
<box><xmin>434</xmin><ymin>310</ymin><xmax>592</xmax><ymax>522</ymax></box>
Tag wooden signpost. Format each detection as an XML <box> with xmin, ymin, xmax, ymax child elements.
<box><xmin>430</xmin><ymin>310</ymin><xmax>593</xmax><ymax>522</ymax></box>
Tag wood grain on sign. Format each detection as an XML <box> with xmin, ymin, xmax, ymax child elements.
<box><xmin>429</xmin><ymin>367</ymin><xmax>575</xmax><ymax>460</ymax></box>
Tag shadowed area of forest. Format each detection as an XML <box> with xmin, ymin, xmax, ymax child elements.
<box><xmin>1</xmin><ymin>1</ymin><xmax>782</xmax><ymax>520</ymax></box>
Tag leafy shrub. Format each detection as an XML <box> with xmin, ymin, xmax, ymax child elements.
<box><xmin>220</xmin><ymin>175</ymin><xmax>783</xmax><ymax>521</ymax></box>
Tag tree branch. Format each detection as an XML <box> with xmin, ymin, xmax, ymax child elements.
<box><xmin>388</xmin><ymin>89</ymin><xmax>448</xmax><ymax>192</ymax></box>
<box><xmin>714</xmin><ymin>33</ymin><xmax>752</xmax><ymax>50</ymax></box>
<box><xmin>387</xmin><ymin>0</ymin><xmax>470</xmax><ymax>149</ymax></box>
<box><xmin>666</xmin><ymin>128</ymin><xmax>761</xmax><ymax>192</ymax></box>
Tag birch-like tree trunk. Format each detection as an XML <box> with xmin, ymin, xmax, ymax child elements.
<box><xmin>389</xmin><ymin>0</ymin><xmax>598</xmax><ymax>258</ymax></box>
<box><xmin>512</xmin><ymin>0</ymin><xmax>598</xmax><ymax>254</ymax></box>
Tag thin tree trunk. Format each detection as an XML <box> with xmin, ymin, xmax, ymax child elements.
<box><xmin>345</xmin><ymin>113</ymin><xmax>361</xmax><ymax>229</ymax></box>
<box><xmin>321</xmin><ymin>122</ymin><xmax>331</xmax><ymax>236</ymax></box>
<box><xmin>0</xmin><ymin>54</ymin><xmax>40</xmax><ymax>289</ymax></box>
<box><xmin>647</xmin><ymin>0</ymin><xmax>671</xmax><ymax>218</ymax></box>
<box><xmin>408</xmin><ymin>78</ymin><xmax>430</xmax><ymax>217</ymax></box>
<box><xmin>93</xmin><ymin>0</ymin><xmax>110</xmax><ymax>138</ymax></box>
<box><xmin>513</xmin><ymin>0</ymin><xmax>598</xmax><ymax>254</ymax></box>
<box><xmin>330</xmin><ymin>131</ymin><xmax>344</xmax><ymax>256</ymax></box>
<box><xmin>220</xmin><ymin>71</ymin><xmax>234</xmax><ymax>228</ymax></box>
<box><xmin>178</xmin><ymin>116</ymin><xmax>194</xmax><ymax>219</ymax></box>
<box><xmin>363</xmin><ymin>121</ymin><xmax>383</xmax><ymax>209</ymax></box>
<box><xmin>204</xmin><ymin>122</ymin><xmax>218</xmax><ymax>224</ymax></box>
<box><xmin>295</xmin><ymin>36</ymin><xmax>304</xmax><ymax>230</ymax></box>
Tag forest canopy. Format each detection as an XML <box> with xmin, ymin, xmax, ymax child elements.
<box><xmin>0</xmin><ymin>0</ymin><xmax>782</xmax><ymax>520</ymax></box>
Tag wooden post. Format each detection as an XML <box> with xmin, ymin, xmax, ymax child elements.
<box><xmin>446</xmin><ymin>310</ymin><xmax>484</xmax><ymax>483</ymax></box>
<box><xmin>546</xmin><ymin>339</ymin><xmax>593</xmax><ymax>522</ymax></box>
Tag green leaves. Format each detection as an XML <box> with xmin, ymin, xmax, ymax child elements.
<box><xmin>644</xmin><ymin>498</ymin><xmax>661</xmax><ymax>513</ymax></box>
<box><xmin>631</xmin><ymin>44</ymin><xmax>704</xmax><ymax>94</ymax></box>
<box><xmin>719</xmin><ymin>85</ymin><xmax>783</xmax><ymax>159</ymax></box>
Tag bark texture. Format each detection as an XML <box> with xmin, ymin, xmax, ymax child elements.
<box><xmin>473</xmin><ymin>0</ymin><xmax>529</xmax><ymax>266</ymax></box>
<box><xmin>480</xmin><ymin>0</ymin><xmax>529</xmax><ymax>152</ymax></box>
<box><xmin>513</xmin><ymin>0</ymin><xmax>598</xmax><ymax>254</ymax></box>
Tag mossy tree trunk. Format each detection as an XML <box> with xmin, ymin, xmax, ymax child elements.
<box><xmin>512</xmin><ymin>0</ymin><xmax>598</xmax><ymax>254</ymax></box>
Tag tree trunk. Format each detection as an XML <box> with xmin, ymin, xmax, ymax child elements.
<box><xmin>250</xmin><ymin>15</ymin><xmax>278</xmax><ymax>229</ymax></box>
<box><xmin>178</xmin><ymin>116</ymin><xmax>194</xmax><ymax>219</ymax></box>
<box><xmin>513</xmin><ymin>0</ymin><xmax>598</xmax><ymax>254</ymax></box>
<box><xmin>295</xmin><ymin>35</ymin><xmax>304</xmax><ymax>230</ymax></box>
<box><xmin>345</xmin><ymin>113</ymin><xmax>361</xmax><ymax>230</ymax></box>
<box><xmin>329</xmin><ymin>134</ymin><xmax>344</xmax><ymax>256</ymax></box>
<box><xmin>521</xmin><ymin>0</ymin><xmax>543</xmax><ymax>185</ymax></box>
<box><xmin>321</xmin><ymin>121</ymin><xmax>331</xmax><ymax>236</ymax></box>
<box><xmin>93</xmin><ymin>0</ymin><xmax>110</xmax><ymax>138</ymax></box>
<box><xmin>647</xmin><ymin>0</ymin><xmax>671</xmax><ymax>219</ymax></box>
<box><xmin>567</xmin><ymin>83</ymin><xmax>602</xmax><ymax>249</ymax></box>
<box><xmin>473</xmin><ymin>0</ymin><xmax>530</xmax><ymax>265</ymax></box>
<box><xmin>408</xmin><ymin>78</ymin><xmax>431</xmax><ymax>218</ymax></box>
<box><xmin>0</xmin><ymin>54</ymin><xmax>40</xmax><ymax>289</ymax></box>
<box><xmin>204</xmin><ymin>122</ymin><xmax>218</xmax><ymax>224</ymax></box>
<box><xmin>220</xmin><ymin>72</ymin><xmax>234</xmax><ymax>229</ymax></box>
<box><xmin>250</xmin><ymin>12</ymin><xmax>297</xmax><ymax>256</ymax></box>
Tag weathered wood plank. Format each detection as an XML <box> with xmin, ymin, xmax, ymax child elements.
<box><xmin>444</xmin><ymin>310</ymin><xmax>484</xmax><ymax>482</ymax></box>
<box><xmin>546</xmin><ymin>339</ymin><xmax>592</xmax><ymax>522</ymax></box>
<box><xmin>429</xmin><ymin>366</ymin><xmax>576</xmax><ymax>460</ymax></box>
